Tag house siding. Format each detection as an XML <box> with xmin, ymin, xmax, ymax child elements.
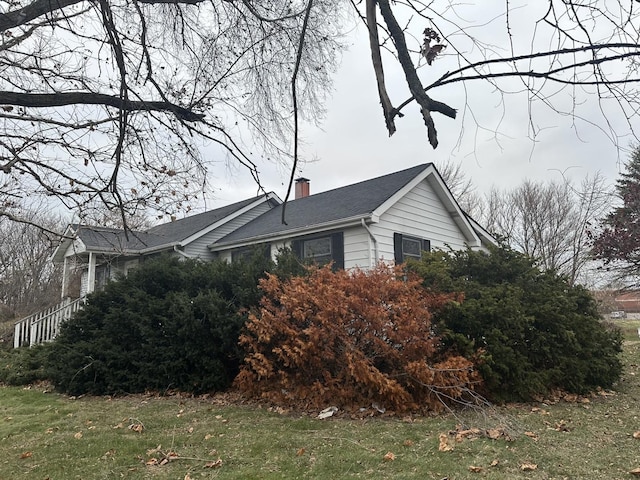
<box><xmin>344</xmin><ymin>226</ymin><xmax>372</xmax><ymax>270</ymax></box>
<box><xmin>183</xmin><ymin>202</ymin><xmax>275</xmax><ymax>260</ymax></box>
<box><xmin>374</xmin><ymin>179</ymin><xmax>469</xmax><ymax>262</ymax></box>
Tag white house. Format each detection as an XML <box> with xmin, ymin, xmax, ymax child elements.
<box><xmin>15</xmin><ymin>163</ymin><xmax>496</xmax><ymax>347</ymax></box>
<box><xmin>54</xmin><ymin>163</ymin><xmax>496</xmax><ymax>296</ymax></box>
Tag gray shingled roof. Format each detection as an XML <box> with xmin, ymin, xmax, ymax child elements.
<box><xmin>75</xmin><ymin>226</ymin><xmax>157</xmax><ymax>252</ymax></box>
<box><xmin>77</xmin><ymin>195</ymin><xmax>267</xmax><ymax>252</ymax></box>
<box><xmin>215</xmin><ymin>163</ymin><xmax>431</xmax><ymax>245</ymax></box>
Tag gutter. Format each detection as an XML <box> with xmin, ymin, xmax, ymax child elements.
<box><xmin>361</xmin><ymin>218</ymin><xmax>379</xmax><ymax>267</ymax></box>
<box><xmin>209</xmin><ymin>215</ymin><xmax>371</xmax><ymax>251</ymax></box>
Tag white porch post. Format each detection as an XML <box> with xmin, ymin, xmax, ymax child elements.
<box><xmin>87</xmin><ymin>252</ymin><xmax>96</xmax><ymax>294</ymax></box>
<box><xmin>61</xmin><ymin>256</ymin><xmax>69</xmax><ymax>299</ymax></box>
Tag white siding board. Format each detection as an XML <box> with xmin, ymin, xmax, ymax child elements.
<box><xmin>374</xmin><ymin>179</ymin><xmax>469</xmax><ymax>262</ymax></box>
<box><xmin>343</xmin><ymin>226</ymin><xmax>371</xmax><ymax>270</ymax></box>
<box><xmin>182</xmin><ymin>203</ymin><xmax>274</xmax><ymax>259</ymax></box>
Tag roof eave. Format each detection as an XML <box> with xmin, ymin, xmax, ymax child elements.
<box><xmin>209</xmin><ymin>215</ymin><xmax>371</xmax><ymax>251</ymax></box>
<box><xmin>178</xmin><ymin>192</ymin><xmax>282</xmax><ymax>246</ymax></box>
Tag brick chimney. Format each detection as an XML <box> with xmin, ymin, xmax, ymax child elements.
<box><xmin>295</xmin><ymin>177</ymin><xmax>310</xmax><ymax>199</ymax></box>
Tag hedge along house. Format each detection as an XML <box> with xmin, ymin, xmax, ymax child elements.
<box><xmin>15</xmin><ymin>163</ymin><xmax>496</xmax><ymax>347</ymax></box>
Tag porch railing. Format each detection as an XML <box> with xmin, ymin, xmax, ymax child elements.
<box><xmin>13</xmin><ymin>297</ymin><xmax>86</xmax><ymax>348</ymax></box>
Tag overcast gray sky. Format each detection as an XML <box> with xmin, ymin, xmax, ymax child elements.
<box><xmin>204</xmin><ymin>2</ymin><xmax>637</xmax><ymax>210</ymax></box>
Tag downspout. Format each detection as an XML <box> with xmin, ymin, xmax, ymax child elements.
<box><xmin>173</xmin><ymin>245</ymin><xmax>192</xmax><ymax>259</ymax></box>
<box><xmin>361</xmin><ymin>218</ymin><xmax>379</xmax><ymax>267</ymax></box>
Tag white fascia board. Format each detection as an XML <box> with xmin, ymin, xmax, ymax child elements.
<box><xmin>466</xmin><ymin>216</ymin><xmax>499</xmax><ymax>247</ymax></box>
<box><xmin>371</xmin><ymin>164</ymin><xmax>481</xmax><ymax>246</ymax></box>
<box><xmin>209</xmin><ymin>215</ymin><xmax>369</xmax><ymax>252</ymax></box>
<box><xmin>50</xmin><ymin>225</ymin><xmax>80</xmax><ymax>263</ymax></box>
<box><xmin>179</xmin><ymin>193</ymin><xmax>282</xmax><ymax>247</ymax></box>
<box><xmin>371</xmin><ymin>164</ymin><xmax>432</xmax><ymax>218</ymax></box>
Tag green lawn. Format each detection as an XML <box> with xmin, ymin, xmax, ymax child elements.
<box><xmin>1</xmin><ymin>341</ymin><xmax>639</xmax><ymax>479</ymax></box>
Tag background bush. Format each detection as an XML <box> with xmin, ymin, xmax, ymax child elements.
<box><xmin>46</xmin><ymin>252</ymin><xmax>273</xmax><ymax>396</ymax></box>
<box><xmin>0</xmin><ymin>343</ymin><xmax>53</xmax><ymax>386</ymax></box>
<box><xmin>236</xmin><ymin>264</ymin><xmax>480</xmax><ymax>413</ymax></box>
<box><xmin>408</xmin><ymin>246</ymin><xmax>623</xmax><ymax>402</ymax></box>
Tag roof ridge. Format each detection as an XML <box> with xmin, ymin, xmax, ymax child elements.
<box><xmin>289</xmin><ymin>163</ymin><xmax>431</xmax><ymax>202</ymax></box>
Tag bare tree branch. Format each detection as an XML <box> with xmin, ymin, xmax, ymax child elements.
<box><xmin>366</xmin><ymin>0</ymin><xmax>396</xmax><ymax>136</ymax></box>
<box><xmin>377</xmin><ymin>0</ymin><xmax>456</xmax><ymax>148</ymax></box>
<box><xmin>282</xmin><ymin>0</ymin><xmax>314</xmax><ymax>225</ymax></box>
<box><xmin>0</xmin><ymin>91</ymin><xmax>205</xmax><ymax>121</ymax></box>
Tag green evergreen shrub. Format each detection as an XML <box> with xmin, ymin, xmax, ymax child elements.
<box><xmin>408</xmin><ymin>245</ymin><xmax>623</xmax><ymax>401</ymax></box>
<box><xmin>0</xmin><ymin>343</ymin><xmax>53</xmax><ymax>385</ymax></box>
<box><xmin>47</xmin><ymin>252</ymin><xmax>273</xmax><ymax>396</ymax></box>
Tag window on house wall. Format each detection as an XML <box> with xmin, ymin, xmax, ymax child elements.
<box><xmin>231</xmin><ymin>244</ymin><xmax>271</xmax><ymax>263</ymax></box>
<box><xmin>292</xmin><ymin>232</ymin><xmax>344</xmax><ymax>269</ymax></box>
<box><xmin>95</xmin><ymin>263</ymin><xmax>111</xmax><ymax>290</ymax></box>
<box><xmin>394</xmin><ymin>233</ymin><xmax>431</xmax><ymax>264</ymax></box>
<box><xmin>124</xmin><ymin>259</ymin><xmax>139</xmax><ymax>276</ymax></box>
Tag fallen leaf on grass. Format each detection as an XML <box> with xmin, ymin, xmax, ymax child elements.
<box><xmin>129</xmin><ymin>423</ymin><xmax>144</xmax><ymax>433</ymax></box>
<box><xmin>147</xmin><ymin>445</ymin><xmax>162</xmax><ymax>455</ymax></box>
<box><xmin>530</xmin><ymin>407</ymin><xmax>549</xmax><ymax>415</ymax></box>
<box><xmin>74</xmin><ymin>431</ymin><xmax>83</xmax><ymax>439</ymax></box>
<box><xmin>633</xmin><ymin>431</ymin><xmax>640</xmax><ymax>439</ymax></box>
<box><xmin>468</xmin><ymin>465</ymin><xmax>483</xmax><ymax>472</ymax></box>
<box><xmin>167</xmin><ymin>451</ymin><xmax>179</xmax><ymax>461</ymax></box>
<box><xmin>20</xmin><ymin>451</ymin><xmax>32</xmax><ymax>459</ymax></box>
<box><xmin>101</xmin><ymin>449</ymin><xmax>116</xmax><ymax>459</ymax></box>
<box><xmin>296</xmin><ymin>448</ymin><xmax>306</xmax><ymax>456</ymax></box>
<box><xmin>524</xmin><ymin>431</ymin><xmax>538</xmax><ymax>440</ymax></box>
<box><xmin>383</xmin><ymin>452</ymin><xmax>395</xmax><ymax>461</ymax></box>
<box><xmin>520</xmin><ymin>463</ymin><xmax>538</xmax><ymax>471</ymax></box>
<box><xmin>204</xmin><ymin>459</ymin><xmax>223</xmax><ymax>468</ymax></box>
<box><xmin>490</xmin><ymin>459</ymin><xmax>499</xmax><ymax>467</ymax></box>
<box><xmin>454</xmin><ymin>427</ymin><xmax>482</xmax><ymax>442</ymax></box>
<box><xmin>403</xmin><ymin>439</ymin><xmax>414</xmax><ymax>447</ymax></box>
<box><xmin>438</xmin><ymin>433</ymin><xmax>453</xmax><ymax>452</ymax></box>
<box><xmin>631</xmin><ymin>467</ymin><xmax>640</xmax><ymax>476</ymax></box>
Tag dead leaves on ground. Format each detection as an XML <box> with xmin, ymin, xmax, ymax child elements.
<box><xmin>533</xmin><ymin>388</ymin><xmax>613</xmax><ymax>405</ymax></box>
<box><xmin>468</xmin><ymin>459</ymin><xmax>500</xmax><ymax>473</ymax></box>
<box><xmin>383</xmin><ymin>451</ymin><xmax>396</xmax><ymax>462</ymax></box>
<box><xmin>438</xmin><ymin>424</ymin><xmax>514</xmax><ymax>451</ymax></box>
<box><xmin>144</xmin><ymin>444</ymin><xmax>223</xmax><ymax>470</ymax></box>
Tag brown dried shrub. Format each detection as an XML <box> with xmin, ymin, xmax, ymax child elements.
<box><xmin>235</xmin><ymin>264</ymin><xmax>480</xmax><ymax>413</ymax></box>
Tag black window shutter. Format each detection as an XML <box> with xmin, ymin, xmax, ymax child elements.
<box><xmin>262</xmin><ymin>243</ymin><xmax>271</xmax><ymax>259</ymax></box>
<box><xmin>291</xmin><ymin>239</ymin><xmax>303</xmax><ymax>259</ymax></box>
<box><xmin>331</xmin><ymin>232</ymin><xmax>344</xmax><ymax>270</ymax></box>
<box><xmin>422</xmin><ymin>239</ymin><xmax>431</xmax><ymax>253</ymax></box>
<box><xmin>393</xmin><ymin>233</ymin><xmax>403</xmax><ymax>264</ymax></box>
